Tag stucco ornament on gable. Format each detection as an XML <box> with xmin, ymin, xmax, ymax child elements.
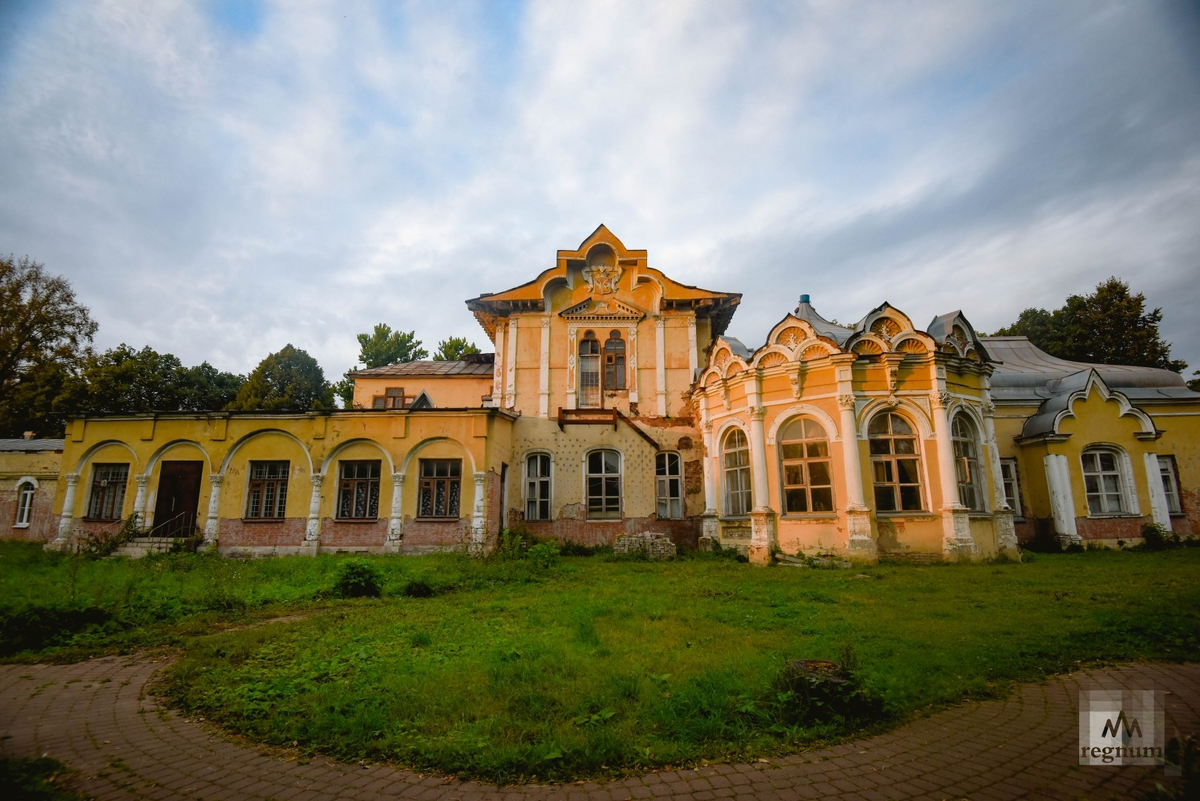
<box><xmin>583</xmin><ymin>246</ymin><xmax>622</xmax><ymax>295</ymax></box>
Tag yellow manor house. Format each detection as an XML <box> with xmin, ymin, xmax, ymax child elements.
<box><xmin>2</xmin><ymin>226</ymin><xmax>1198</xmax><ymax>563</ymax></box>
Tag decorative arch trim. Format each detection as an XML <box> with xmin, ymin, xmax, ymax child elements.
<box><xmin>857</xmin><ymin>398</ymin><xmax>934</xmax><ymax>440</ymax></box>
<box><xmin>398</xmin><ymin>437</ymin><xmax>477</xmax><ymax>477</ymax></box>
<box><xmin>146</xmin><ymin>439</ymin><xmax>213</xmax><ymax>476</ymax></box>
<box><xmin>766</xmin><ymin>406</ymin><xmax>841</xmax><ymax>444</ymax></box>
<box><xmin>72</xmin><ymin>439</ymin><xmax>141</xmax><ymax>474</ymax></box>
<box><xmin>320</xmin><ymin>438</ymin><xmax>396</xmax><ymax>476</ymax></box>
<box><xmin>218</xmin><ymin>429</ymin><xmax>315</xmax><ymax>475</ymax></box>
<box><xmin>1056</xmin><ymin>372</ymin><xmax>1156</xmax><ymax>437</ymax></box>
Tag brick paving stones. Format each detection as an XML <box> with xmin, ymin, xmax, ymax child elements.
<box><xmin>1</xmin><ymin>656</ymin><xmax>1196</xmax><ymax>799</ymax></box>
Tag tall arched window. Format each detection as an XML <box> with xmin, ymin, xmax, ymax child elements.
<box><xmin>779</xmin><ymin>417</ymin><xmax>833</xmax><ymax>513</ymax></box>
<box><xmin>869</xmin><ymin>413</ymin><xmax>923</xmax><ymax>512</ymax></box>
<box><xmin>1082</xmin><ymin>447</ymin><xmax>1129</xmax><ymax>515</ymax></box>
<box><xmin>585</xmin><ymin>449</ymin><xmax>622</xmax><ymax>519</ymax></box>
<box><xmin>604</xmin><ymin>330</ymin><xmax>626</xmax><ymax>390</ymax></box>
<box><xmin>723</xmin><ymin>429</ymin><xmax>752</xmax><ymax>517</ymax></box>
<box><xmin>579</xmin><ymin>331</ymin><xmax>601</xmax><ymax>407</ymax></box>
<box><xmin>14</xmin><ymin>480</ymin><xmax>36</xmax><ymax>527</ymax></box>
<box><xmin>525</xmin><ymin>452</ymin><xmax>552</xmax><ymax>521</ymax></box>
<box><xmin>951</xmin><ymin>414</ymin><xmax>984</xmax><ymax>511</ymax></box>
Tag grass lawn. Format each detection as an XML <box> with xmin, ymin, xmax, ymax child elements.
<box><xmin>2</xmin><ymin>542</ymin><xmax>1199</xmax><ymax>782</ymax></box>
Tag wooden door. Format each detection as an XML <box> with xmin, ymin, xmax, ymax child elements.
<box><xmin>152</xmin><ymin>461</ymin><xmax>203</xmax><ymax>537</ymax></box>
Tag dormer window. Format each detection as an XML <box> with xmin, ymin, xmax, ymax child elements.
<box><xmin>372</xmin><ymin>387</ymin><xmax>407</xmax><ymax>409</ymax></box>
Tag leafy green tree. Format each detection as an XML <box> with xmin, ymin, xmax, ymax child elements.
<box><xmin>335</xmin><ymin>324</ymin><xmax>428</xmax><ymax>408</ymax></box>
<box><xmin>177</xmin><ymin>362</ymin><xmax>245</xmax><ymax>410</ymax></box>
<box><xmin>994</xmin><ymin>278</ymin><xmax>1186</xmax><ymax>372</ymax></box>
<box><xmin>228</xmin><ymin>345</ymin><xmax>333</xmax><ymax>411</ymax></box>
<box><xmin>433</xmin><ymin>336</ymin><xmax>481</xmax><ymax>361</ymax></box>
<box><xmin>0</xmin><ymin>256</ymin><xmax>97</xmax><ymax>436</ymax></box>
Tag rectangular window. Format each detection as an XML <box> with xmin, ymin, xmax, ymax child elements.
<box><xmin>656</xmin><ymin>452</ymin><xmax>683</xmax><ymax>519</ymax></box>
<box><xmin>999</xmin><ymin>458</ymin><xmax>1023</xmax><ymax>519</ymax></box>
<box><xmin>373</xmin><ymin>387</ymin><xmax>407</xmax><ymax>409</ymax></box>
<box><xmin>525</xmin><ymin>454</ymin><xmax>551</xmax><ymax>521</ymax></box>
<box><xmin>419</xmin><ymin>459</ymin><xmax>461</xmax><ymax>519</ymax></box>
<box><xmin>1082</xmin><ymin>449</ymin><xmax>1127</xmax><ymax>515</ymax></box>
<box><xmin>246</xmin><ymin>461</ymin><xmax>289</xmax><ymax>519</ymax></box>
<box><xmin>586</xmin><ymin>450</ymin><xmax>622</xmax><ymax>519</ymax></box>
<box><xmin>337</xmin><ymin>460</ymin><xmax>381</xmax><ymax>519</ymax></box>
<box><xmin>1159</xmin><ymin>456</ymin><xmax>1182</xmax><ymax>515</ymax></box>
<box><xmin>87</xmin><ymin>464</ymin><xmax>129</xmax><ymax>521</ymax></box>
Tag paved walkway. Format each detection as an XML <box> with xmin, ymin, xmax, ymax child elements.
<box><xmin>1</xmin><ymin>655</ymin><xmax>1195</xmax><ymax>800</ymax></box>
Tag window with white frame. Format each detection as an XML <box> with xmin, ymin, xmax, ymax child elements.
<box><xmin>585</xmin><ymin>449</ymin><xmax>621</xmax><ymax>519</ymax></box>
<box><xmin>579</xmin><ymin>331</ymin><xmax>601</xmax><ymax>408</ymax></box>
<box><xmin>869</xmin><ymin>413</ymin><xmax>923</xmax><ymax>512</ymax></box>
<box><xmin>951</xmin><ymin>414</ymin><xmax>985</xmax><ymax>511</ymax></box>
<box><xmin>722</xmin><ymin>429</ymin><xmax>752</xmax><ymax>517</ymax></box>
<box><xmin>525</xmin><ymin>453</ymin><xmax>551</xmax><ymax>521</ymax></box>
<box><xmin>779</xmin><ymin>417</ymin><xmax>833</xmax><ymax>514</ymax></box>
<box><xmin>656</xmin><ymin>452</ymin><xmax>683</xmax><ymax>519</ymax></box>
<box><xmin>87</xmin><ymin>464</ymin><xmax>129</xmax><ymax>521</ymax></box>
<box><xmin>14</xmin><ymin>480</ymin><xmax>36</xmax><ymax>527</ymax></box>
<box><xmin>1081</xmin><ymin>448</ymin><xmax>1128</xmax><ymax>515</ymax></box>
<box><xmin>1159</xmin><ymin>455</ymin><xmax>1182</xmax><ymax>515</ymax></box>
<box><xmin>999</xmin><ymin>459</ymin><xmax>1023</xmax><ymax>519</ymax></box>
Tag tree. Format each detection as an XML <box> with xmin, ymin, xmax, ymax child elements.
<box><xmin>994</xmin><ymin>278</ymin><xmax>1186</xmax><ymax>373</ymax></box>
<box><xmin>227</xmin><ymin>345</ymin><xmax>333</xmax><ymax>411</ymax></box>
<box><xmin>177</xmin><ymin>362</ymin><xmax>244</xmax><ymax>411</ymax></box>
<box><xmin>433</xmin><ymin>336</ymin><xmax>481</xmax><ymax>361</ymax></box>
<box><xmin>335</xmin><ymin>324</ymin><xmax>428</xmax><ymax>407</ymax></box>
<box><xmin>0</xmin><ymin>256</ymin><xmax>97</xmax><ymax>436</ymax></box>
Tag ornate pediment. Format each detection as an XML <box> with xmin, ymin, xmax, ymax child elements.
<box><xmin>559</xmin><ymin>296</ymin><xmax>647</xmax><ymax>321</ymax></box>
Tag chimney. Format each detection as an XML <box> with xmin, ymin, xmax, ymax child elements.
<box><xmin>23</xmin><ymin>431</ymin><xmax>35</xmax><ymax>440</ymax></box>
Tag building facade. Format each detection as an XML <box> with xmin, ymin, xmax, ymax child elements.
<box><xmin>3</xmin><ymin>226</ymin><xmax>1197</xmax><ymax>562</ymax></box>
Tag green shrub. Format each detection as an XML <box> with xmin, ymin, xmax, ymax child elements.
<box><xmin>527</xmin><ymin>541</ymin><xmax>560</xmax><ymax>569</ymax></box>
<box><xmin>402</xmin><ymin>579</ymin><xmax>436</xmax><ymax>598</ymax></box>
<box><xmin>560</xmin><ymin>540</ymin><xmax>609</xmax><ymax>557</ymax></box>
<box><xmin>1140</xmin><ymin>523</ymin><xmax>1182</xmax><ymax>551</ymax></box>
<box><xmin>331</xmin><ymin>560</ymin><xmax>383</xmax><ymax>598</ymax></box>
<box><xmin>0</xmin><ymin>604</ymin><xmax>116</xmax><ymax>656</ymax></box>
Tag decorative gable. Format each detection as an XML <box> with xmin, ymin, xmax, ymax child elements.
<box><xmin>559</xmin><ymin>297</ymin><xmax>647</xmax><ymax>322</ymax></box>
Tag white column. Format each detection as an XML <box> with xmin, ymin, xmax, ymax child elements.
<box><xmin>53</xmin><ymin>473</ymin><xmax>80</xmax><ymax>546</ymax></box>
<box><xmin>655</xmin><ymin>317</ymin><xmax>668</xmax><ymax>416</ymax></box>
<box><xmin>505</xmin><ymin>318</ymin><xmax>518</xmax><ymax>409</ymax></box>
<box><xmin>492</xmin><ymin>321</ymin><xmax>506</xmax><ymax>406</ymax></box>
<box><xmin>931</xmin><ymin>371</ymin><xmax>974</xmax><ymax>557</ymax></box>
<box><xmin>838</xmin><ymin>396</ymin><xmax>867</xmax><ymax>510</ymax></box>
<box><xmin>981</xmin><ymin>380</ymin><xmax>1018</xmax><ymax>555</ymax></box>
<box><xmin>566</xmin><ymin>326</ymin><xmax>578</xmax><ymax>410</ymax></box>
<box><xmin>133</xmin><ymin>474</ymin><xmax>150</xmax><ymax>527</ymax></box>
<box><xmin>388</xmin><ymin>472</ymin><xmax>405</xmax><ymax>541</ymax></box>
<box><xmin>687</xmin><ymin>314</ymin><xmax>698</xmax><ymax>382</ymax></box>
<box><xmin>627</xmin><ymin>325</ymin><xmax>639</xmax><ymax>405</ymax></box>
<box><xmin>470</xmin><ymin>471</ymin><xmax>487</xmax><ymax>555</ymax></box>
<box><xmin>538</xmin><ymin>317</ymin><xmax>551</xmax><ymax>418</ymax></box>
<box><xmin>700</xmin><ymin>394</ymin><xmax>718</xmax><ymax>517</ymax></box>
<box><xmin>305</xmin><ymin>474</ymin><xmax>324</xmax><ymax>541</ymax></box>
<box><xmin>835</xmin><ymin>353</ymin><xmax>874</xmax><ymax>558</ymax></box>
<box><xmin>203</xmin><ymin>474</ymin><xmax>223</xmax><ymax>544</ymax></box>
<box><xmin>747</xmin><ymin>394</ymin><xmax>770</xmax><ymax>512</ymax></box>
<box><xmin>1144</xmin><ymin>453</ymin><xmax>1172</xmax><ymax>531</ymax></box>
<box><xmin>1045</xmin><ymin>454</ymin><xmax>1080</xmax><ymax>545</ymax></box>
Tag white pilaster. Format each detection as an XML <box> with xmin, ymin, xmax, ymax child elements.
<box><xmin>1144</xmin><ymin>453</ymin><xmax>1172</xmax><ymax>531</ymax></box>
<box><xmin>52</xmin><ymin>473</ymin><xmax>80</xmax><ymax>547</ymax></box>
<box><xmin>470</xmin><ymin>471</ymin><xmax>487</xmax><ymax>556</ymax></box>
<box><xmin>133</xmin><ymin>473</ymin><xmax>150</xmax><ymax>527</ymax></box>
<box><xmin>566</xmin><ymin>326</ymin><xmax>578</xmax><ymax>410</ymax></box>
<box><xmin>492</xmin><ymin>321</ymin><xmax>506</xmax><ymax>406</ymax></box>
<box><xmin>388</xmin><ymin>472</ymin><xmax>405</xmax><ymax>541</ymax></box>
<box><xmin>930</xmin><ymin>367</ymin><xmax>974</xmax><ymax>557</ymax></box>
<box><xmin>687</xmin><ymin>314</ymin><xmax>698</xmax><ymax>381</ymax></box>
<box><xmin>203</xmin><ymin>474</ymin><xmax>223</xmax><ymax>544</ymax></box>
<box><xmin>539</xmin><ymin>317</ymin><xmax>551</xmax><ymax>418</ymax></box>
<box><xmin>305</xmin><ymin>473</ymin><xmax>324</xmax><ymax>542</ymax></box>
<box><xmin>655</xmin><ymin>317</ymin><xmax>668</xmax><ymax>416</ymax></box>
<box><xmin>627</xmin><ymin>325</ymin><xmax>639</xmax><ymax>405</ymax></box>
<box><xmin>980</xmin><ymin>379</ymin><xmax>1018</xmax><ymax>554</ymax></box>
<box><xmin>505</xmin><ymin>318</ymin><xmax>518</xmax><ymax>409</ymax></box>
<box><xmin>834</xmin><ymin>354</ymin><xmax>874</xmax><ymax>558</ymax></box>
<box><xmin>1045</xmin><ymin>453</ymin><xmax>1080</xmax><ymax>545</ymax></box>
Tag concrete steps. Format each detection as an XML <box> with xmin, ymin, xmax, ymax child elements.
<box><xmin>110</xmin><ymin>537</ymin><xmax>178</xmax><ymax>558</ymax></box>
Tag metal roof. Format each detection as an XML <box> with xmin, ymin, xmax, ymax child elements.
<box><xmin>351</xmin><ymin>358</ymin><xmax>495</xmax><ymax>378</ymax></box>
<box><xmin>0</xmin><ymin>438</ymin><xmax>65</xmax><ymax>452</ymax></box>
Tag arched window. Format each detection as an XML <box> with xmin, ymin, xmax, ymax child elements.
<box><xmin>1081</xmin><ymin>447</ymin><xmax>1129</xmax><ymax>515</ymax></box>
<box><xmin>779</xmin><ymin>417</ymin><xmax>833</xmax><ymax>513</ymax></box>
<box><xmin>579</xmin><ymin>331</ymin><xmax>601</xmax><ymax>407</ymax></box>
<box><xmin>525</xmin><ymin>452</ymin><xmax>552</xmax><ymax>521</ymax></box>
<box><xmin>869</xmin><ymin>413</ymin><xmax>923</xmax><ymax>512</ymax></box>
<box><xmin>656</xmin><ymin>452</ymin><xmax>683</xmax><ymax>519</ymax></box>
<box><xmin>951</xmin><ymin>414</ymin><xmax>984</xmax><ymax>511</ymax></box>
<box><xmin>604</xmin><ymin>330</ymin><xmax>626</xmax><ymax>390</ymax></box>
<box><xmin>14</xmin><ymin>480</ymin><xmax>36</xmax><ymax>527</ymax></box>
<box><xmin>585</xmin><ymin>449</ymin><xmax>621</xmax><ymax>519</ymax></box>
<box><xmin>722</xmin><ymin>429</ymin><xmax>752</xmax><ymax>517</ymax></box>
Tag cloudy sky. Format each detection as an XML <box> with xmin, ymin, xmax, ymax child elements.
<box><xmin>2</xmin><ymin>0</ymin><xmax>1199</xmax><ymax>381</ymax></box>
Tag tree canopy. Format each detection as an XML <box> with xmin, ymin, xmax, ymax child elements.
<box><xmin>433</xmin><ymin>336</ymin><xmax>481</xmax><ymax>361</ymax></box>
<box><xmin>993</xmin><ymin>278</ymin><xmax>1186</xmax><ymax>373</ymax></box>
<box><xmin>228</xmin><ymin>344</ymin><xmax>333</xmax><ymax>411</ymax></box>
<box><xmin>0</xmin><ymin>256</ymin><xmax>97</xmax><ymax>436</ymax></box>
<box><xmin>336</xmin><ymin>324</ymin><xmax>428</xmax><ymax>407</ymax></box>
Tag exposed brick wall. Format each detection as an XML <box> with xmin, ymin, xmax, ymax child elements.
<box><xmin>1177</xmin><ymin>486</ymin><xmax>1200</xmax><ymax>538</ymax></box>
<box><xmin>321</xmin><ymin>518</ymin><xmax>388</xmax><ymax>548</ymax></box>
<box><xmin>0</xmin><ymin>488</ymin><xmax>55</xmax><ymax>542</ymax></box>
<box><xmin>523</xmin><ymin>515</ymin><xmax>700</xmax><ymax>548</ymax></box>
<box><xmin>401</xmin><ymin>517</ymin><xmax>469</xmax><ymax>548</ymax></box>
<box><xmin>219</xmin><ymin>518</ymin><xmax>306</xmax><ymax>547</ymax></box>
<box><xmin>1013</xmin><ymin>519</ymin><xmax>1038</xmax><ymax>544</ymax></box>
<box><xmin>1075</xmin><ymin>515</ymin><xmax>1148</xmax><ymax>541</ymax></box>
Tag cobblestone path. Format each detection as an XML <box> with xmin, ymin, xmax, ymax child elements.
<box><xmin>1</xmin><ymin>656</ymin><xmax>1195</xmax><ymax>800</ymax></box>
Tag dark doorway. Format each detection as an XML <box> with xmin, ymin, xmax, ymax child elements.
<box><xmin>152</xmin><ymin>461</ymin><xmax>203</xmax><ymax>537</ymax></box>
